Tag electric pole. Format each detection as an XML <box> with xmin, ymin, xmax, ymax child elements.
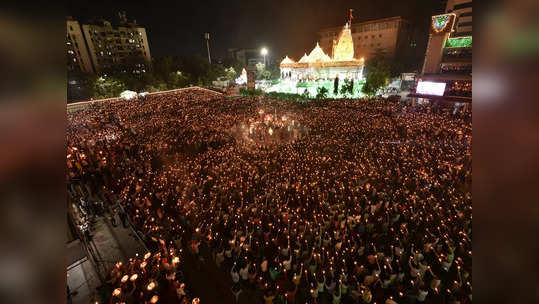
<box><xmin>204</xmin><ymin>33</ymin><xmax>211</xmax><ymax>64</ymax></box>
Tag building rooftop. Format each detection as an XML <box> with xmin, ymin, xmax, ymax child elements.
<box><xmin>319</xmin><ymin>16</ymin><xmax>407</xmax><ymax>33</ymax></box>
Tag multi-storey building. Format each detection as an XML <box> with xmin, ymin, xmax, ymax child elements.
<box><xmin>412</xmin><ymin>0</ymin><xmax>472</xmax><ymax>102</ymax></box>
<box><xmin>318</xmin><ymin>16</ymin><xmax>411</xmax><ymax>61</ymax></box>
<box><xmin>66</xmin><ymin>17</ymin><xmax>94</xmax><ymax>73</ymax></box>
<box><xmin>446</xmin><ymin>0</ymin><xmax>472</xmax><ymax>37</ymax></box>
<box><xmin>69</xmin><ymin>12</ymin><xmax>151</xmax><ymax>74</ymax></box>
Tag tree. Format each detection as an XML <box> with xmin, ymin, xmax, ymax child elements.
<box><xmin>340</xmin><ymin>80</ymin><xmax>354</xmax><ymax>98</ymax></box>
<box><xmin>316</xmin><ymin>86</ymin><xmax>329</xmax><ymax>99</ymax></box>
<box><xmin>361</xmin><ymin>61</ymin><xmax>390</xmax><ymax>96</ymax></box>
<box><xmin>166</xmin><ymin>71</ymin><xmax>190</xmax><ymax>89</ymax></box>
<box><xmin>362</xmin><ymin>48</ymin><xmax>390</xmax><ymax>97</ymax></box>
<box><xmin>93</xmin><ymin>76</ymin><xmax>127</xmax><ymax>99</ymax></box>
<box><xmin>224</xmin><ymin>67</ymin><xmax>237</xmax><ymax>81</ymax></box>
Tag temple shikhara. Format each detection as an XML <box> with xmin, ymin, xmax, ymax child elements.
<box><xmin>280</xmin><ymin>22</ymin><xmax>365</xmax><ymax>81</ymax></box>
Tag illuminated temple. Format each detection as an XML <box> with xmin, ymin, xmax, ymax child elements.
<box><xmin>280</xmin><ymin>22</ymin><xmax>365</xmax><ymax>81</ymax></box>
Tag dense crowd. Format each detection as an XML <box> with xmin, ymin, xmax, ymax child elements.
<box><xmin>67</xmin><ymin>88</ymin><xmax>472</xmax><ymax>303</ymax></box>
<box><xmin>102</xmin><ymin>243</ymin><xmax>199</xmax><ymax>304</ymax></box>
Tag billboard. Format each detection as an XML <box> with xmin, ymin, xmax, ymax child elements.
<box><xmin>416</xmin><ymin>81</ymin><xmax>446</xmax><ymax>96</ymax></box>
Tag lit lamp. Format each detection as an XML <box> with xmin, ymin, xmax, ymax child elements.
<box><xmin>261</xmin><ymin>48</ymin><xmax>268</xmax><ymax>67</ymax></box>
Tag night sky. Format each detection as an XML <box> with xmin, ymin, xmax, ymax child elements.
<box><xmin>68</xmin><ymin>0</ymin><xmax>442</xmax><ymax>61</ymax></box>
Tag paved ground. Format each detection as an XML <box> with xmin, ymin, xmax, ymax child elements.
<box><xmin>67</xmin><ymin>214</ymin><xmax>148</xmax><ymax>304</ymax></box>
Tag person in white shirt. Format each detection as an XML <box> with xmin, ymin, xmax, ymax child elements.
<box><xmin>231</xmin><ymin>263</ymin><xmax>240</xmax><ymax>284</ymax></box>
<box><xmin>417</xmin><ymin>288</ymin><xmax>428</xmax><ymax>302</ymax></box>
<box><xmin>239</xmin><ymin>263</ymin><xmax>249</xmax><ymax>281</ymax></box>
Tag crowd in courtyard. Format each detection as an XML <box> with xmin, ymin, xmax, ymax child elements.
<box><xmin>67</xmin><ymin>88</ymin><xmax>472</xmax><ymax>304</ymax></box>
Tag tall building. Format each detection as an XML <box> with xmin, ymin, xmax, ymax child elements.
<box><xmin>412</xmin><ymin>0</ymin><xmax>472</xmax><ymax>102</ymax></box>
<box><xmin>318</xmin><ymin>16</ymin><xmax>411</xmax><ymax>61</ymax></box>
<box><xmin>66</xmin><ymin>17</ymin><xmax>94</xmax><ymax>73</ymax></box>
<box><xmin>446</xmin><ymin>0</ymin><xmax>472</xmax><ymax>37</ymax></box>
<box><xmin>69</xmin><ymin>12</ymin><xmax>152</xmax><ymax>74</ymax></box>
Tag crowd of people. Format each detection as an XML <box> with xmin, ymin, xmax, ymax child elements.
<box><xmin>100</xmin><ymin>242</ymin><xmax>199</xmax><ymax>304</ymax></box>
<box><xmin>67</xmin><ymin>88</ymin><xmax>472</xmax><ymax>303</ymax></box>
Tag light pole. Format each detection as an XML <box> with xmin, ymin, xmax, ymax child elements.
<box><xmin>261</xmin><ymin>47</ymin><xmax>268</xmax><ymax>67</ymax></box>
<box><xmin>205</xmin><ymin>33</ymin><xmax>211</xmax><ymax>64</ymax></box>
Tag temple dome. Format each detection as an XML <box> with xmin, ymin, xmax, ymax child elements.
<box><xmin>332</xmin><ymin>23</ymin><xmax>355</xmax><ymax>61</ymax></box>
<box><xmin>280</xmin><ymin>56</ymin><xmax>295</xmax><ymax>64</ymax></box>
<box><xmin>298</xmin><ymin>53</ymin><xmax>310</xmax><ymax>63</ymax></box>
<box><xmin>307</xmin><ymin>42</ymin><xmax>331</xmax><ymax>63</ymax></box>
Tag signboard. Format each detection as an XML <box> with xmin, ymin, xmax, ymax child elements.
<box><xmin>401</xmin><ymin>73</ymin><xmax>416</xmax><ymax>81</ymax></box>
<box><xmin>416</xmin><ymin>81</ymin><xmax>446</xmax><ymax>96</ymax></box>
<box><xmin>247</xmin><ymin>71</ymin><xmax>256</xmax><ymax>90</ymax></box>
<box><xmin>430</xmin><ymin>13</ymin><xmax>456</xmax><ymax>35</ymax></box>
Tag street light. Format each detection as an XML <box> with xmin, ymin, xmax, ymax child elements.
<box><xmin>261</xmin><ymin>48</ymin><xmax>268</xmax><ymax>67</ymax></box>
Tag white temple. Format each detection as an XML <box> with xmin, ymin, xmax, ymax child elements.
<box><xmin>280</xmin><ymin>23</ymin><xmax>365</xmax><ymax>81</ymax></box>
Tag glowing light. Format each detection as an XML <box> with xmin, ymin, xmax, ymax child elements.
<box><xmin>150</xmin><ymin>295</ymin><xmax>158</xmax><ymax>303</ymax></box>
<box><xmin>121</xmin><ymin>275</ymin><xmax>129</xmax><ymax>283</ymax></box>
<box><xmin>445</xmin><ymin>36</ymin><xmax>472</xmax><ymax>48</ymax></box>
<box><xmin>144</xmin><ymin>252</ymin><xmax>151</xmax><ymax>260</ymax></box>
<box><xmin>147</xmin><ymin>282</ymin><xmax>156</xmax><ymax>291</ymax></box>
<box><xmin>172</xmin><ymin>256</ymin><xmax>180</xmax><ymax>264</ymax></box>
<box><xmin>192</xmin><ymin>298</ymin><xmax>200</xmax><ymax>304</ymax></box>
<box><xmin>416</xmin><ymin>81</ymin><xmax>446</xmax><ymax>96</ymax></box>
<box><xmin>281</xmin><ymin>56</ymin><xmax>295</xmax><ymax>64</ymax></box>
<box><xmin>130</xmin><ymin>274</ymin><xmax>138</xmax><ymax>281</ymax></box>
<box><xmin>298</xmin><ymin>53</ymin><xmax>310</xmax><ymax>63</ymax></box>
<box><xmin>332</xmin><ymin>23</ymin><xmax>354</xmax><ymax>61</ymax></box>
<box><xmin>308</xmin><ymin>42</ymin><xmax>331</xmax><ymax>62</ymax></box>
<box><xmin>113</xmin><ymin>288</ymin><xmax>121</xmax><ymax>297</ymax></box>
<box><xmin>261</xmin><ymin>48</ymin><xmax>268</xmax><ymax>56</ymax></box>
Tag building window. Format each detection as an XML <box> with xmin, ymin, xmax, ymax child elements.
<box><xmin>371</xmin><ymin>35</ymin><xmax>375</xmax><ymax>38</ymax></box>
<box><xmin>458</xmin><ymin>21</ymin><xmax>473</xmax><ymax>27</ymax></box>
<box><xmin>377</xmin><ymin>43</ymin><xmax>381</xmax><ymax>46</ymax></box>
<box><xmin>379</xmin><ymin>34</ymin><xmax>382</xmax><ymax>38</ymax></box>
<box><xmin>365</xmin><ymin>35</ymin><xmax>368</xmax><ymax>39</ymax></box>
<box><xmin>69</xmin><ymin>26</ymin><xmax>73</xmax><ymax>31</ymax></box>
<box><xmin>453</xmin><ymin>2</ymin><xmax>472</xmax><ymax>10</ymax></box>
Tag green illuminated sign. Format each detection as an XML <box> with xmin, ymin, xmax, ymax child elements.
<box><xmin>445</xmin><ymin>37</ymin><xmax>472</xmax><ymax>48</ymax></box>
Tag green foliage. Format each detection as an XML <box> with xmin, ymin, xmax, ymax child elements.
<box><xmin>266</xmin><ymin>92</ymin><xmax>303</xmax><ymax>101</ymax></box>
<box><xmin>224</xmin><ymin>67</ymin><xmax>237</xmax><ymax>81</ymax></box>
<box><xmin>93</xmin><ymin>76</ymin><xmax>127</xmax><ymax>99</ymax></box>
<box><xmin>340</xmin><ymin>80</ymin><xmax>354</xmax><ymax>98</ymax></box>
<box><xmin>362</xmin><ymin>49</ymin><xmax>390</xmax><ymax>96</ymax></box>
<box><xmin>73</xmin><ymin>55</ymin><xmax>248</xmax><ymax>101</ymax></box>
<box><xmin>268</xmin><ymin>64</ymin><xmax>281</xmax><ymax>80</ymax></box>
<box><xmin>316</xmin><ymin>86</ymin><xmax>329</xmax><ymax>99</ymax></box>
<box><xmin>239</xmin><ymin>87</ymin><xmax>264</xmax><ymax>97</ymax></box>
<box><xmin>301</xmin><ymin>89</ymin><xmax>311</xmax><ymax>99</ymax></box>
